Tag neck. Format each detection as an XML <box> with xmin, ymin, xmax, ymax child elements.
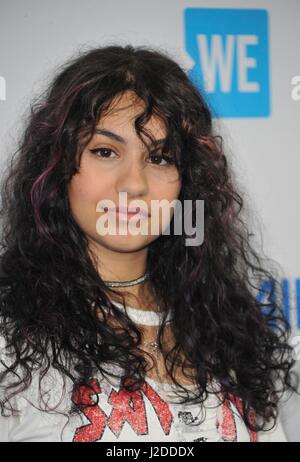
<box><xmin>103</xmin><ymin>271</ymin><xmax>149</xmax><ymax>287</ymax></box>
<box><xmin>88</xmin><ymin>237</ymin><xmax>148</xmax><ymax>282</ymax></box>
<box><xmin>87</xmin><ymin>238</ymin><xmax>158</xmax><ymax>311</ymax></box>
<box><xmin>111</xmin><ymin>279</ymin><xmax>159</xmax><ymax>311</ymax></box>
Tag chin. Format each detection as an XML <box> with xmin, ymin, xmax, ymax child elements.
<box><xmin>95</xmin><ymin>234</ymin><xmax>158</xmax><ymax>253</ymax></box>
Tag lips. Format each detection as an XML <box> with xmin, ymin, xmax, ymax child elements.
<box><xmin>109</xmin><ymin>206</ymin><xmax>150</xmax><ymax>218</ymax></box>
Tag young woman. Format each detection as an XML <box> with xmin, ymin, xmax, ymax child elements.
<box><xmin>0</xmin><ymin>44</ymin><xmax>297</xmax><ymax>442</ymax></box>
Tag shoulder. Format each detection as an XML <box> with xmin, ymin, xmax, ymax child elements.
<box><xmin>0</xmin><ymin>329</ymin><xmax>72</xmax><ymax>413</ymax></box>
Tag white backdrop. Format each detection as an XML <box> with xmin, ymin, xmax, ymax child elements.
<box><xmin>0</xmin><ymin>0</ymin><xmax>299</xmax><ymax>441</ymax></box>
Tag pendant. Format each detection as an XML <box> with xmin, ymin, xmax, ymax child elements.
<box><xmin>147</xmin><ymin>341</ymin><xmax>160</xmax><ymax>351</ymax></box>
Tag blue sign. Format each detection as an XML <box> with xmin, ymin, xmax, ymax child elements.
<box><xmin>256</xmin><ymin>278</ymin><xmax>300</xmax><ymax>331</ymax></box>
<box><xmin>184</xmin><ymin>8</ymin><xmax>270</xmax><ymax>118</ymax></box>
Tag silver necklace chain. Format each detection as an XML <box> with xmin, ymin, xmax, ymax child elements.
<box><xmin>103</xmin><ymin>272</ymin><xmax>150</xmax><ymax>288</ymax></box>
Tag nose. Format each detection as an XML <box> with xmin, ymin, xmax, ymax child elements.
<box><xmin>115</xmin><ymin>155</ymin><xmax>148</xmax><ymax>197</ymax></box>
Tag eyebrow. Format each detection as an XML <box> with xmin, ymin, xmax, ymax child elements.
<box><xmin>94</xmin><ymin>128</ymin><xmax>167</xmax><ymax>148</ymax></box>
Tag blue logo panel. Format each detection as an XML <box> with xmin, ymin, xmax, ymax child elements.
<box><xmin>256</xmin><ymin>278</ymin><xmax>300</xmax><ymax>332</ymax></box>
<box><xmin>184</xmin><ymin>8</ymin><xmax>270</xmax><ymax>118</ymax></box>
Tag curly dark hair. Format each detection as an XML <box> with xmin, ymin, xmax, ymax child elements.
<box><xmin>0</xmin><ymin>43</ymin><xmax>298</xmax><ymax>435</ymax></box>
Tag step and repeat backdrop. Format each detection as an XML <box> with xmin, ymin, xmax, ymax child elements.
<box><xmin>0</xmin><ymin>0</ymin><xmax>299</xmax><ymax>441</ymax></box>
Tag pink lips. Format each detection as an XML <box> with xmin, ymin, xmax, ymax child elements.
<box><xmin>107</xmin><ymin>206</ymin><xmax>150</xmax><ymax>219</ymax></box>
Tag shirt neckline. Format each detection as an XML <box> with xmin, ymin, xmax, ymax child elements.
<box><xmin>145</xmin><ymin>375</ymin><xmax>198</xmax><ymax>389</ymax></box>
<box><xmin>110</xmin><ymin>300</ymin><xmax>173</xmax><ymax>326</ymax></box>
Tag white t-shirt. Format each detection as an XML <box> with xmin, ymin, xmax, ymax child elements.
<box><xmin>0</xmin><ymin>360</ymin><xmax>288</xmax><ymax>442</ymax></box>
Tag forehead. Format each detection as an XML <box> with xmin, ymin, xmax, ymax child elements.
<box><xmin>98</xmin><ymin>90</ymin><xmax>167</xmax><ymax>139</ymax></box>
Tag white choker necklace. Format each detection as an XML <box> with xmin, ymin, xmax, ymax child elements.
<box><xmin>110</xmin><ymin>301</ymin><xmax>173</xmax><ymax>326</ymax></box>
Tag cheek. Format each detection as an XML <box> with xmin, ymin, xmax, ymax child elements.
<box><xmin>69</xmin><ymin>175</ymin><xmax>98</xmax><ymax>206</ymax></box>
<box><xmin>156</xmin><ymin>177</ymin><xmax>181</xmax><ymax>201</ymax></box>
<box><xmin>68</xmin><ymin>167</ymin><xmax>114</xmax><ymax>234</ymax></box>
<box><xmin>148</xmin><ymin>177</ymin><xmax>181</xmax><ymax>234</ymax></box>
<box><xmin>148</xmin><ymin>175</ymin><xmax>181</xmax><ymax>218</ymax></box>
<box><xmin>68</xmin><ymin>182</ymin><xmax>100</xmax><ymax>238</ymax></box>
<box><xmin>175</xmin><ymin>178</ymin><xmax>182</xmax><ymax>198</ymax></box>
<box><xmin>68</xmin><ymin>166</ymin><xmax>111</xmax><ymax>208</ymax></box>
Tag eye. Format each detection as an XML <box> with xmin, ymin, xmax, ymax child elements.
<box><xmin>148</xmin><ymin>152</ymin><xmax>174</xmax><ymax>166</ymax></box>
<box><xmin>89</xmin><ymin>147</ymin><xmax>174</xmax><ymax>166</ymax></box>
<box><xmin>89</xmin><ymin>148</ymin><xmax>117</xmax><ymax>159</ymax></box>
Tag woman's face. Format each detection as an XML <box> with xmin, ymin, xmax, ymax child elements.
<box><xmin>68</xmin><ymin>90</ymin><xmax>182</xmax><ymax>253</ymax></box>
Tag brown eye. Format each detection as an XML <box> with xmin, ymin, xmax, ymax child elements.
<box><xmin>89</xmin><ymin>148</ymin><xmax>117</xmax><ymax>159</ymax></box>
<box><xmin>148</xmin><ymin>153</ymin><xmax>174</xmax><ymax>166</ymax></box>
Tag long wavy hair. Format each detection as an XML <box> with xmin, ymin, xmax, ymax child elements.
<box><xmin>0</xmin><ymin>44</ymin><xmax>298</xmax><ymax>433</ymax></box>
